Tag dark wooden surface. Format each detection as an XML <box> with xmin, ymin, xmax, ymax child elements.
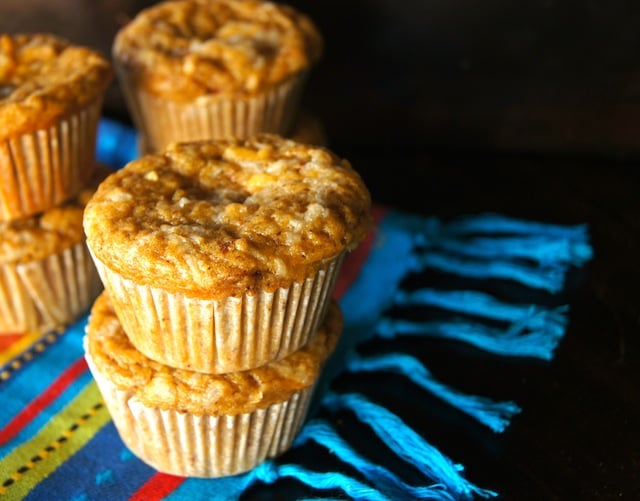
<box><xmin>2</xmin><ymin>1</ymin><xmax>639</xmax><ymax>499</ymax></box>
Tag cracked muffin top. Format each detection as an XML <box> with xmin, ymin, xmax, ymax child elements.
<box><xmin>83</xmin><ymin>134</ymin><xmax>371</xmax><ymax>299</ymax></box>
<box><xmin>113</xmin><ymin>0</ymin><xmax>322</xmax><ymax>98</ymax></box>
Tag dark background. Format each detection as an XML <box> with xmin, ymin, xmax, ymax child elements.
<box><xmin>2</xmin><ymin>1</ymin><xmax>639</xmax><ymax>499</ymax></box>
<box><xmin>5</xmin><ymin>0</ymin><xmax>640</xmax><ymax>159</ymax></box>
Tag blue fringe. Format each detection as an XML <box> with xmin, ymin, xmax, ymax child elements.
<box><xmin>394</xmin><ymin>288</ymin><xmax>568</xmax><ymax>331</ymax></box>
<box><xmin>413</xmin><ymin>251</ymin><xmax>569</xmax><ymax>293</ymax></box>
<box><xmin>377</xmin><ymin>316</ymin><xmax>564</xmax><ymax>360</ymax></box>
<box><xmin>430</xmin><ymin>235</ymin><xmax>592</xmax><ymax>267</ymax></box>
<box><xmin>435</xmin><ymin>213</ymin><xmax>590</xmax><ymax>242</ymax></box>
<box><xmin>296</xmin><ymin>420</ymin><xmax>459</xmax><ymax>500</ymax></box>
<box><xmin>254</xmin><ymin>461</ymin><xmax>393</xmax><ymax>501</ymax></box>
<box><xmin>391</xmin><ymin>288</ymin><xmax>568</xmax><ymax>360</ymax></box>
<box><xmin>346</xmin><ymin>353</ymin><xmax>521</xmax><ymax>432</ymax></box>
<box><xmin>321</xmin><ymin>392</ymin><xmax>499</xmax><ymax>500</ymax></box>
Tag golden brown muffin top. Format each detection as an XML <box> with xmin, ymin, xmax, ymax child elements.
<box><xmin>0</xmin><ymin>164</ymin><xmax>111</xmax><ymax>265</ymax></box>
<box><xmin>113</xmin><ymin>0</ymin><xmax>322</xmax><ymax>98</ymax></box>
<box><xmin>0</xmin><ymin>33</ymin><xmax>113</xmax><ymax>139</ymax></box>
<box><xmin>83</xmin><ymin>134</ymin><xmax>371</xmax><ymax>299</ymax></box>
<box><xmin>85</xmin><ymin>291</ymin><xmax>342</xmax><ymax>415</ymax></box>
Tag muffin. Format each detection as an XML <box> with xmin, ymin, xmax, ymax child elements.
<box><xmin>83</xmin><ymin>134</ymin><xmax>370</xmax><ymax>373</ymax></box>
<box><xmin>113</xmin><ymin>0</ymin><xmax>322</xmax><ymax>152</ymax></box>
<box><xmin>0</xmin><ymin>165</ymin><xmax>109</xmax><ymax>334</ymax></box>
<box><xmin>84</xmin><ymin>291</ymin><xmax>342</xmax><ymax>477</ymax></box>
<box><xmin>0</xmin><ymin>33</ymin><xmax>113</xmax><ymax>222</ymax></box>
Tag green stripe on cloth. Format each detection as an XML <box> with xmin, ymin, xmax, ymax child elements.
<box><xmin>0</xmin><ymin>381</ymin><xmax>110</xmax><ymax>499</ymax></box>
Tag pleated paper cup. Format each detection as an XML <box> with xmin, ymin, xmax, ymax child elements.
<box><xmin>118</xmin><ymin>67</ymin><xmax>307</xmax><ymax>153</ymax></box>
<box><xmin>90</xmin><ymin>250</ymin><xmax>344</xmax><ymax>373</ymax></box>
<box><xmin>86</xmin><ymin>350</ymin><xmax>314</xmax><ymax>477</ymax></box>
<box><xmin>0</xmin><ymin>99</ymin><xmax>102</xmax><ymax>222</ymax></box>
<box><xmin>0</xmin><ymin>242</ymin><xmax>102</xmax><ymax>334</ymax></box>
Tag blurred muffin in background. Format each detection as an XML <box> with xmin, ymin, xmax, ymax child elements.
<box><xmin>0</xmin><ymin>33</ymin><xmax>112</xmax><ymax>221</ymax></box>
<box><xmin>113</xmin><ymin>0</ymin><xmax>322</xmax><ymax>152</ymax></box>
<box><xmin>0</xmin><ymin>164</ymin><xmax>110</xmax><ymax>334</ymax></box>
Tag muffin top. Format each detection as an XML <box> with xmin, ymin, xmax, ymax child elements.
<box><xmin>85</xmin><ymin>291</ymin><xmax>342</xmax><ymax>415</ymax></box>
<box><xmin>113</xmin><ymin>0</ymin><xmax>322</xmax><ymax>98</ymax></box>
<box><xmin>0</xmin><ymin>164</ymin><xmax>111</xmax><ymax>265</ymax></box>
<box><xmin>83</xmin><ymin>134</ymin><xmax>371</xmax><ymax>299</ymax></box>
<box><xmin>0</xmin><ymin>33</ymin><xmax>113</xmax><ymax>139</ymax></box>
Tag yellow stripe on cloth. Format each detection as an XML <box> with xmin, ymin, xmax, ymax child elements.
<box><xmin>0</xmin><ymin>331</ymin><xmax>55</xmax><ymax>369</ymax></box>
<box><xmin>0</xmin><ymin>381</ymin><xmax>110</xmax><ymax>499</ymax></box>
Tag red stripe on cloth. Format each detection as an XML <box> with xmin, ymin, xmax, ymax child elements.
<box><xmin>333</xmin><ymin>205</ymin><xmax>388</xmax><ymax>300</ymax></box>
<box><xmin>0</xmin><ymin>334</ymin><xmax>24</xmax><ymax>351</ymax></box>
<box><xmin>129</xmin><ymin>473</ymin><xmax>185</xmax><ymax>501</ymax></box>
<box><xmin>0</xmin><ymin>357</ymin><xmax>88</xmax><ymax>444</ymax></box>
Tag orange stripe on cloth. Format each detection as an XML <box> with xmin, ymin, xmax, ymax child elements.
<box><xmin>0</xmin><ymin>357</ymin><xmax>89</xmax><ymax>445</ymax></box>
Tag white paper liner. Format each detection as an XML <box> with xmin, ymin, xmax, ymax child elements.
<box><xmin>117</xmin><ymin>67</ymin><xmax>306</xmax><ymax>152</ymax></box>
<box><xmin>0</xmin><ymin>99</ymin><xmax>102</xmax><ymax>222</ymax></box>
<box><xmin>91</xmin><ymin>251</ymin><xmax>344</xmax><ymax>373</ymax></box>
<box><xmin>86</xmin><ymin>349</ymin><xmax>314</xmax><ymax>477</ymax></box>
<box><xmin>0</xmin><ymin>242</ymin><xmax>102</xmax><ymax>333</ymax></box>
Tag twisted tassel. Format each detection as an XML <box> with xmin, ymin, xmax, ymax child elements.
<box><xmin>296</xmin><ymin>419</ymin><xmax>459</xmax><ymax>500</ymax></box>
<box><xmin>395</xmin><ymin>288</ymin><xmax>568</xmax><ymax>331</ymax></box>
<box><xmin>346</xmin><ymin>353</ymin><xmax>521</xmax><ymax>432</ymax></box>
<box><xmin>439</xmin><ymin>213</ymin><xmax>590</xmax><ymax>242</ymax></box>
<box><xmin>430</xmin><ymin>235</ymin><xmax>592</xmax><ymax>267</ymax></box>
<box><xmin>377</xmin><ymin>316</ymin><xmax>564</xmax><ymax>360</ymax></box>
<box><xmin>322</xmin><ymin>392</ymin><xmax>498</xmax><ymax>500</ymax></box>
<box><xmin>254</xmin><ymin>460</ymin><xmax>392</xmax><ymax>501</ymax></box>
<box><xmin>414</xmin><ymin>251</ymin><xmax>568</xmax><ymax>293</ymax></box>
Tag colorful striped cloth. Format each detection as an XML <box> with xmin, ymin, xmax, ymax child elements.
<box><xmin>0</xmin><ymin>120</ymin><xmax>592</xmax><ymax>500</ymax></box>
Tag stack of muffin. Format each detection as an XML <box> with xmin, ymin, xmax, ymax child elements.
<box><xmin>82</xmin><ymin>0</ymin><xmax>372</xmax><ymax>478</ymax></box>
<box><xmin>0</xmin><ymin>33</ymin><xmax>112</xmax><ymax>334</ymax></box>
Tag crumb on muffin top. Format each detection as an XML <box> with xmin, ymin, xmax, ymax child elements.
<box><xmin>0</xmin><ymin>33</ymin><xmax>113</xmax><ymax>139</ymax></box>
<box><xmin>83</xmin><ymin>134</ymin><xmax>371</xmax><ymax>299</ymax></box>
<box><xmin>113</xmin><ymin>0</ymin><xmax>322</xmax><ymax>98</ymax></box>
<box><xmin>85</xmin><ymin>291</ymin><xmax>342</xmax><ymax>415</ymax></box>
<box><xmin>0</xmin><ymin>164</ymin><xmax>111</xmax><ymax>264</ymax></box>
